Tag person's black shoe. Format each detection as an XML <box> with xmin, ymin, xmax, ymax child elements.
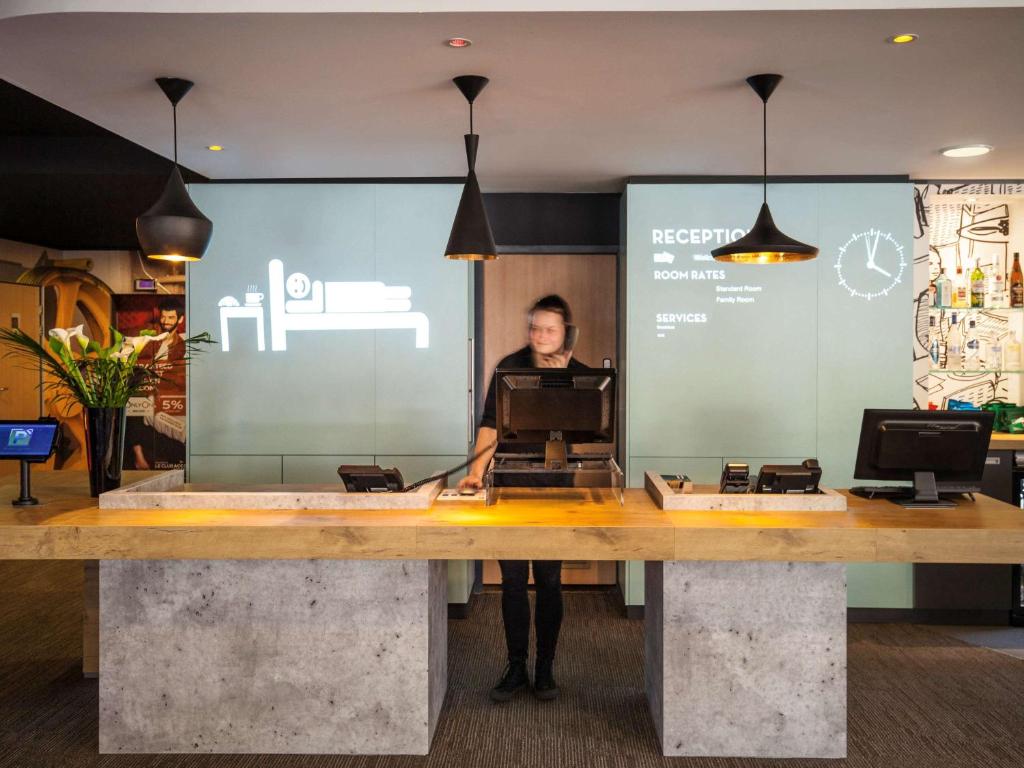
<box><xmin>489</xmin><ymin>660</ymin><xmax>529</xmax><ymax>703</ymax></box>
<box><xmin>533</xmin><ymin>658</ymin><xmax>559</xmax><ymax>701</ymax></box>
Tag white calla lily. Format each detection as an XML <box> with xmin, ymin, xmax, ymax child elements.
<box><xmin>48</xmin><ymin>327</ymin><xmax>72</xmax><ymax>347</ymax></box>
<box><xmin>120</xmin><ymin>332</ymin><xmax>169</xmax><ymax>359</ymax></box>
<box><xmin>48</xmin><ymin>325</ymin><xmax>87</xmax><ymax>351</ymax></box>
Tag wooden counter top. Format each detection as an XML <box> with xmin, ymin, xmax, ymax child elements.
<box><xmin>990</xmin><ymin>432</ymin><xmax>1024</xmax><ymax>451</ymax></box>
<box><xmin>2</xmin><ymin>472</ymin><xmax>1023</xmax><ymax>564</ymax></box>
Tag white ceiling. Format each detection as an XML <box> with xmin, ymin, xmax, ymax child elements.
<box><xmin>4</xmin><ymin>2</ymin><xmax>1021</xmax><ymax>15</ymax></box>
<box><xmin>1</xmin><ymin>6</ymin><xmax>1022</xmax><ymax>191</ymax></box>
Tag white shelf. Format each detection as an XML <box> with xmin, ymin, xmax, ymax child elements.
<box><xmin>929</xmin><ymin>369</ymin><xmax>1024</xmax><ymax>375</ymax></box>
<box><xmin>929</xmin><ymin>306</ymin><xmax>1023</xmax><ymax>312</ymax></box>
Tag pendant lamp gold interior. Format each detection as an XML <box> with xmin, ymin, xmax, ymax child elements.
<box><xmin>136</xmin><ymin>77</ymin><xmax>213</xmax><ymax>263</ymax></box>
<box><xmin>445</xmin><ymin>75</ymin><xmax>498</xmax><ymax>261</ymax></box>
<box><xmin>711</xmin><ymin>74</ymin><xmax>818</xmax><ymax>264</ymax></box>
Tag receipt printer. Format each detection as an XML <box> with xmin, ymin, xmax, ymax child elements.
<box><xmin>719</xmin><ymin>463</ymin><xmax>750</xmax><ymax>494</ymax></box>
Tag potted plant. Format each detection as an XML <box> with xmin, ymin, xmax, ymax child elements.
<box><xmin>0</xmin><ymin>324</ymin><xmax>214</xmax><ymax>496</ymax></box>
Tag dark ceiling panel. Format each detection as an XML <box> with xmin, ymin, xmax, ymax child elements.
<box><xmin>0</xmin><ymin>80</ymin><xmax>620</xmax><ymax>251</ymax></box>
<box><xmin>0</xmin><ymin>79</ymin><xmax>205</xmax><ymax>250</ymax></box>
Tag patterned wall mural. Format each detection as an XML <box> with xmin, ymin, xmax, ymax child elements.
<box><xmin>913</xmin><ymin>182</ymin><xmax>1024</xmax><ymax>410</ymax></box>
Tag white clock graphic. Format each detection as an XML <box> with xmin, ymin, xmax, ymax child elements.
<box><xmin>834</xmin><ymin>228</ymin><xmax>906</xmax><ymax>300</ymax></box>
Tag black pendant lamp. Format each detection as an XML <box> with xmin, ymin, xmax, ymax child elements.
<box><xmin>445</xmin><ymin>75</ymin><xmax>497</xmax><ymax>261</ymax></box>
<box><xmin>711</xmin><ymin>74</ymin><xmax>818</xmax><ymax>264</ymax></box>
<box><xmin>136</xmin><ymin>77</ymin><xmax>213</xmax><ymax>262</ymax></box>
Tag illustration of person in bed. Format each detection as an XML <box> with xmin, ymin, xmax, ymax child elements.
<box><xmin>217</xmin><ymin>259</ymin><xmax>429</xmax><ymax>352</ymax></box>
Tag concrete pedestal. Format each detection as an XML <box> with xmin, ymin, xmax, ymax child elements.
<box><xmin>645</xmin><ymin>561</ymin><xmax>847</xmax><ymax>758</ymax></box>
<box><xmin>99</xmin><ymin>559</ymin><xmax>447</xmax><ymax>755</ymax></box>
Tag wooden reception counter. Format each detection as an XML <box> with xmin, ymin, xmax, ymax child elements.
<box><xmin>2</xmin><ymin>473</ymin><xmax>1023</xmax><ymax>564</ymax></box>
<box><xmin>990</xmin><ymin>431</ymin><xmax>1024</xmax><ymax>451</ymax></box>
<box><xmin>3</xmin><ymin>470</ymin><xmax>1024</xmax><ymax>760</ymax></box>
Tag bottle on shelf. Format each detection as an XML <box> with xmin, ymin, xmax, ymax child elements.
<box><xmin>988</xmin><ymin>335</ymin><xmax>1004</xmax><ymax>371</ymax></box>
<box><xmin>954</xmin><ymin>265</ymin><xmax>969</xmax><ymax>308</ymax></box>
<box><xmin>1005</xmin><ymin>332</ymin><xmax>1023</xmax><ymax>371</ymax></box>
<box><xmin>964</xmin><ymin>319</ymin><xmax>980</xmax><ymax>369</ymax></box>
<box><xmin>935</xmin><ymin>269</ymin><xmax>953</xmax><ymax>308</ymax></box>
<box><xmin>987</xmin><ymin>268</ymin><xmax>1006</xmax><ymax>309</ymax></box>
<box><xmin>1012</xmin><ymin>253</ymin><xmax>1024</xmax><ymax>308</ymax></box>
<box><xmin>970</xmin><ymin>260</ymin><xmax>986</xmax><ymax>308</ymax></box>
<box><xmin>946</xmin><ymin>312</ymin><xmax>963</xmax><ymax>370</ymax></box>
<box><xmin>929</xmin><ymin>316</ymin><xmax>941</xmax><ymax>365</ymax></box>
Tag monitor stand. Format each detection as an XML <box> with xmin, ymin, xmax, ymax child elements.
<box><xmin>894</xmin><ymin>471</ymin><xmax>956</xmax><ymax>509</ymax></box>
<box><xmin>544</xmin><ymin>438</ymin><xmax>567</xmax><ymax>471</ymax></box>
<box><xmin>12</xmin><ymin>460</ymin><xmax>39</xmax><ymax>507</ymax></box>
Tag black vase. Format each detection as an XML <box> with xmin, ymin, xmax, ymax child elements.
<box><xmin>84</xmin><ymin>407</ymin><xmax>127</xmax><ymax>497</ymax></box>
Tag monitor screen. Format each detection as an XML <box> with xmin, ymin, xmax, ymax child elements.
<box><xmin>853</xmin><ymin>409</ymin><xmax>993</xmax><ymax>485</ymax></box>
<box><xmin>495</xmin><ymin>368</ymin><xmax>615</xmax><ymax>444</ymax></box>
<box><xmin>0</xmin><ymin>420</ymin><xmax>60</xmax><ymax>462</ymax></box>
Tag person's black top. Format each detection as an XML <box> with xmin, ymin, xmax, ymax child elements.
<box><xmin>479</xmin><ymin>346</ymin><xmax>589</xmax><ymax>452</ymax></box>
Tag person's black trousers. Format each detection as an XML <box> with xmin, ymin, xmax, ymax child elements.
<box><xmin>498</xmin><ymin>560</ymin><xmax>563</xmax><ymax>664</ymax></box>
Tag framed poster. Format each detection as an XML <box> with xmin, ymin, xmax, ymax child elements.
<box><xmin>113</xmin><ymin>295</ymin><xmax>187</xmax><ymax>471</ymax></box>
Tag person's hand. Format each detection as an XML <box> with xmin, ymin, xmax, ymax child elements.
<box><xmin>458</xmin><ymin>474</ymin><xmax>483</xmax><ymax>490</ymax></box>
<box><xmin>536</xmin><ymin>350</ymin><xmax>573</xmax><ymax>368</ymax></box>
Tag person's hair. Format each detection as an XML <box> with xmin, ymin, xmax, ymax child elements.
<box><xmin>528</xmin><ymin>294</ymin><xmax>572</xmax><ymax>326</ymax></box>
<box><xmin>158</xmin><ymin>299</ymin><xmax>184</xmax><ymax>316</ymax></box>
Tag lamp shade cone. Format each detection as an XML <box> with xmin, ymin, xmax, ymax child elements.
<box><xmin>136</xmin><ymin>166</ymin><xmax>213</xmax><ymax>262</ymax></box>
<box><xmin>711</xmin><ymin>202</ymin><xmax>818</xmax><ymax>264</ymax></box>
<box><xmin>445</xmin><ymin>134</ymin><xmax>497</xmax><ymax>260</ymax></box>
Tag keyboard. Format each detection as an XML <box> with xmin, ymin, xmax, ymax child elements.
<box><xmin>849</xmin><ymin>486</ymin><xmax>912</xmax><ymax>500</ymax></box>
<box><xmin>849</xmin><ymin>485</ymin><xmax>976</xmax><ymax>501</ymax></box>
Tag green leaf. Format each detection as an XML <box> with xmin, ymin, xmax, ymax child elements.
<box><xmin>48</xmin><ymin>337</ymin><xmax>64</xmax><ymax>355</ymax></box>
<box><xmin>139</xmin><ymin>329</ymin><xmax>156</xmax><ymax>337</ymax></box>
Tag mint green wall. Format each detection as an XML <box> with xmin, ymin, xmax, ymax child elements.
<box><xmin>624</xmin><ymin>182</ymin><xmax>913</xmax><ymax>609</ymax></box>
<box><xmin>185</xmin><ymin>183</ymin><xmax>472</xmax><ymax>604</ymax></box>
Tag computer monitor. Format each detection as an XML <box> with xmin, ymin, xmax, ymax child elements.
<box><xmin>0</xmin><ymin>419</ymin><xmax>60</xmax><ymax>463</ymax></box>
<box><xmin>494</xmin><ymin>367</ymin><xmax>615</xmax><ymax>470</ymax></box>
<box><xmin>853</xmin><ymin>409</ymin><xmax>993</xmax><ymax>508</ymax></box>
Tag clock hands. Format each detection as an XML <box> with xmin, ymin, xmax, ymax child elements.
<box><xmin>863</xmin><ymin>230</ymin><xmax>890</xmax><ymax>277</ymax></box>
<box><xmin>869</xmin><ymin>262</ymin><xmax>892</xmax><ymax>278</ymax></box>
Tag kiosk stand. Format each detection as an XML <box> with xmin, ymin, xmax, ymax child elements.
<box><xmin>1</xmin><ymin>419</ymin><xmax>60</xmax><ymax>506</ymax></box>
<box><xmin>13</xmin><ymin>459</ymin><xmax>39</xmax><ymax>506</ymax></box>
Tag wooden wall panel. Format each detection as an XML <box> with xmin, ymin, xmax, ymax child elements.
<box><xmin>482</xmin><ymin>253</ymin><xmax>617</xmax><ymax>379</ymax></box>
<box><xmin>0</xmin><ymin>282</ymin><xmax>42</xmax><ymax>477</ymax></box>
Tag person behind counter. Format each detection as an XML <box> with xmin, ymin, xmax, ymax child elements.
<box><xmin>459</xmin><ymin>294</ymin><xmax>587</xmax><ymax>703</ymax></box>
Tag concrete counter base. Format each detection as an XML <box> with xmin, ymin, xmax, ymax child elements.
<box><xmin>99</xmin><ymin>559</ymin><xmax>447</xmax><ymax>755</ymax></box>
<box><xmin>645</xmin><ymin>561</ymin><xmax>847</xmax><ymax>758</ymax></box>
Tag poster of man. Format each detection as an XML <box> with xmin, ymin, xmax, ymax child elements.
<box><xmin>114</xmin><ymin>295</ymin><xmax>187</xmax><ymax>470</ymax></box>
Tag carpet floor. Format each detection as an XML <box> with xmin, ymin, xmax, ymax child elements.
<box><xmin>1</xmin><ymin>561</ymin><xmax>1023</xmax><ymax>767</ymax></box>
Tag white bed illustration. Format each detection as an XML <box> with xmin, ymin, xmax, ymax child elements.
<box><xmin>218</xmin><ymin>259</ymin><xmax>429</xmax><ymax>352</ymax></box>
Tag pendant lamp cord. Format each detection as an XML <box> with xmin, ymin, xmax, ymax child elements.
<box><xmin>762</xmin><ymin>97</ymin><xmax>767</xmax><ymax>204</ymax></box>
<box><xmin>469</xmin><ymin>101</ymin><xmax>474</xmax><ymax>136</ymax></box>
<box><xmin>172</xmin><ymin>103</ymin><xmax>178</xmax><ymax>166</ymax></box>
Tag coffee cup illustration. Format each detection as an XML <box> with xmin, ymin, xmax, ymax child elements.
<box><xmin>244</xmin><ymin>291</ymin><xmax>264</xmax><ymax>305</ymax></box>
